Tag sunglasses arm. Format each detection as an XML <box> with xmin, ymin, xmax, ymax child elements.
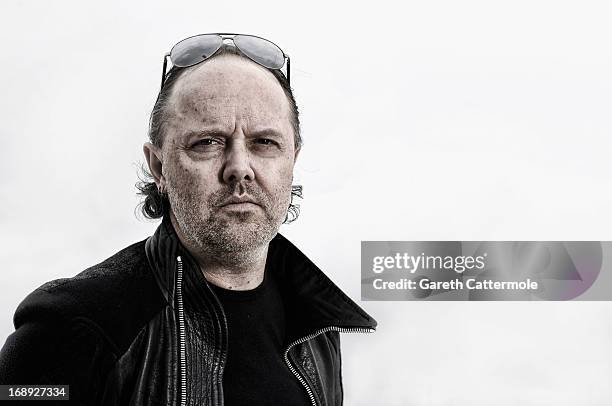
<box><xmin>161</xmin><ymin>53</ymin><xmax>170</xmax><ymax>89</ymax></box>
<box><xmin>286</xmin><ymin>55</ymin><xmax>291</xmax><ymax>85</ymax></box>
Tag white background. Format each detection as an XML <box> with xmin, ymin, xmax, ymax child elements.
<box><xmin>1</xmin><ymin>0</ymin><xmax>612</xmax><ymax>405</ymax></box>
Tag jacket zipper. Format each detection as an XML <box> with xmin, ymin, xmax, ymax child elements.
<box><xmin>283</xmin><ymin>326</ymin><xmax>375</xmax><ymax>406</ymax></box>
<box><xmin>176</xmin><ymin>256</ymin><xmax>187</xmax><ymax>406</ymax></box>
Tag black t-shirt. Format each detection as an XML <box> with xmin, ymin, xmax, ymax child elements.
<box><xmin>209</xmin><ymin>269</ymin><xmax>311</xmax><ymax>406</ymax></box>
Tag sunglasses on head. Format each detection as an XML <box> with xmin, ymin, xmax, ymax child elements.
<box><xmin>160</xmin><ymin>33</ymin><xmax>290</xmax><ymax>89</ymax></box>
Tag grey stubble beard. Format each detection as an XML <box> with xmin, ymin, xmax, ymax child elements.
<box><xmin>167</xmin><ymin>179</ymin><xmax>290</xmax><ymax>269</ymax></box>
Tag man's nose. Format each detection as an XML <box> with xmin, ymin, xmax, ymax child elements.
<box><xmin>222</xmin><ymin>140</ymin><xmax>255</xmax><ymax>184</ymax></box>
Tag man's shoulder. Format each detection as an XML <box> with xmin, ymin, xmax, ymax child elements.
<box><xmin>36</xmin><ymin>239</ymin><xmax>147</xmax><ymax>292</ymax></box>
<box><xmin>13</xmin><ymin>238</ymin><xmax>168</xmax><ymax>354</ymax></box>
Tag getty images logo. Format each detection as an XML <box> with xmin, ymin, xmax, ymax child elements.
<box><xmin>372</xmin><ymin>252</ymin><xmax>488</xmax><ymax>274</ymax></box>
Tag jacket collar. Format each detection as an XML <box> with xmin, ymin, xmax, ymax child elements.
<box><xmin>145</xmin><ymin>216</ymin><xmax>377</xmax><ymax>340</ymax></box>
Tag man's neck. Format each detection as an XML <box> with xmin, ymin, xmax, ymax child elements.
<box><xmin>169</xmin><ymin>213</ymin><xmax>269</xmax><ymax>291</ymax></box>
<box><xmin>199</xmin><ymin>255</ymin><xmax>267</xmax><ymax>291</ymax></box>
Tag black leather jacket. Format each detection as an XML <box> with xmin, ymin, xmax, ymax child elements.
<box><xmin>0</xmin><ymin>217</ymin><xmax>377</xmax><ymax>405</ymax></box>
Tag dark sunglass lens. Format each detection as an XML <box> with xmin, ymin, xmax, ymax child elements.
<box><xmin>233</xmin><ymin>35</ymin><xmax>284</xmax><ymax>69</ymax></box>
<box><xmin>170</xmin><ymin>35</ymin><xmax>223</xmax><ymax>67</ymax></box>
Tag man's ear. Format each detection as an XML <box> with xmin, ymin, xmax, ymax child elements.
<box><xmin>143</xmin><ymin>142</ymin><xmax>165</xmax><ymax>188</ymax></box>
<box><xmin>294</xmin><ymin>145</ymin><xmax>301</xmax><ymax>162</ymax></box>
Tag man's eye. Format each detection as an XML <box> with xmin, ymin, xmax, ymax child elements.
<box><xmin>255</xmin><ymin>138</ymin><xmax>277</xmax><ymax>146</ymax></box>
<box><xmin>193</xmin><ymin>138</ymin><xmax>220</xmax><ymax>147</ymax></box>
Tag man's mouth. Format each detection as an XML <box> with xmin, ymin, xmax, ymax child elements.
<box><xmin>219</xmin><ymin>196</ymin><xmax>261</xmax><ymax>209</ymax></box>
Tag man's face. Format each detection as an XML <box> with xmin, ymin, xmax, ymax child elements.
<box><xmin>154</xmin><ymin>54</ymin><xmax>299</xmax><ymax>257</ymax></box>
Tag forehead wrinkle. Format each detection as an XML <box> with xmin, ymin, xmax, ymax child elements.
<box><xmin>174</xmin><ymin>91</ymin><xmax>290</xmax><ymax>129</ymax></box>
<box><xmin>176</xmin><ymin>85</ymin><xmax>288</xmax><ymax>115</ymax></box>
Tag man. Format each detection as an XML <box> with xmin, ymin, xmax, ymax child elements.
<box><xmin>0</xmin><ymin>34</ymin><xmax>377</xmax><ymax>405</ymax></box>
